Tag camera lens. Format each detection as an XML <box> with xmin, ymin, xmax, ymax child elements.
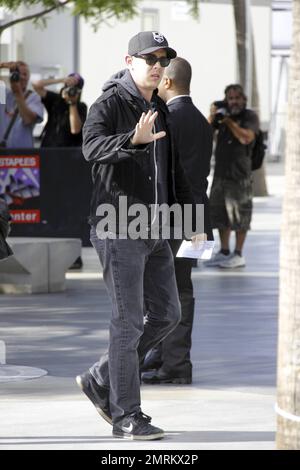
<box><xmin>67</xmin><ymin>86</ymin><xmax>79</xmax><ymax>97</ymax></box>
<box><xmin>10</xmin><ymin>70</ymin><xmax>20</xmax><ymax>82</ymax></box>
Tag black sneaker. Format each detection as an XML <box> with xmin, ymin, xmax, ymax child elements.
<box><xmin>69</xmin><ymin>256</ymin><xmax>83</xmax><ymax>270</ymax></box>
<box><xmin>142</xmin><ymin>369</ymin><xmax>192</xmax><ymax>385</ymax></box>
<box><xmin>113</xmin><ymin>411</ymin><xmax>164</xmax><ymax>440</ymax></box>
<box><xmin>76</xmin><ymin>371</ymin><xmax>112</xmax><ymax>425</ymax></box>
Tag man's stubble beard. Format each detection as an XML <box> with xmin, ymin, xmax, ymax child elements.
<box><xmin>229</xmin><ymin>105</ymin><xmax>244</xmax><ymax>116</ymax></box>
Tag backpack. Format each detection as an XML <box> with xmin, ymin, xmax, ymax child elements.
<box><xmin>251</xmin><ymin>130</ymin><xmax>266</xmax><ymax>171</ymax></box>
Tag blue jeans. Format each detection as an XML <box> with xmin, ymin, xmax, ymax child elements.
<box><xmin>89</xmin><ymin>226</ymin><xmax>181</xmax><ymax>422</ymax></box>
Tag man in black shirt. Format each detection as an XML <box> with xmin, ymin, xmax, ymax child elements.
<box><xmin>33</xmin><ymin>73</ymin><xmax>87</xmax><ymax>147</ymax></box>
<box><xmin>33</xmin><ymin>73</ymin><xmax>87</xmax><ymax>269</ymax></box>
<box><xmin>206</xmin><ymin>84</ymin><xmax>259</xmax><ymax>268</ymax></box>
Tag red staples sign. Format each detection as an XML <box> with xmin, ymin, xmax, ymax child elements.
<box><xmin>0</xmin><ymin>154</ymin><xmax>40</xmax><ymax>224</ymax></box>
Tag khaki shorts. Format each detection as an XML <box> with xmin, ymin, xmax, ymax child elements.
<box><xmin>209</xmin><ymin>177</ymin><xmax>253</xmax><ymax>231</ymax></box>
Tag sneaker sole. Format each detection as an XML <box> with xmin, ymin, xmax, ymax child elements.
<box><xmin>76</xmin><ymin>375</ymin><xmax>112</xmax><ymax>425</ymax></box>
<box><xmin>140</xmin><ymin>363</ymin><xmax>163</xmax><ymax>373</ymax></box>
<box><xmin>219</xmin><ymin>264</ymin><xmax>246</xmax><ymax>269</ymax></box>
<box><xmin>205</xmin><ymin>260</ymin><xmax>230</xmax><ymax>267</ymax></box>
<box><xmin>143</xmin><ymin>377</ymin><xmax>192</xmax><ymax>385</ymax></box>
<box><xmin>204</xmin><ymin>262</ymin><xmax>224</xmax><ymax>267</ymax></box>
<box><xmin>113</xmin><ymin>430</ymin><xmax>164</xmax><ymax>440</ymax></box>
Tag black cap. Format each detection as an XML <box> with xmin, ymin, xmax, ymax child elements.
<box><xmin>128</xmin><ymin>31</ymin><xmax>177</xmax><ymax>59</ymax></box>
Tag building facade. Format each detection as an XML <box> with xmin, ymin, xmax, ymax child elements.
<box><xmin>0</xmin><ymin>1</ymin><xmax>272</xmax><ymax>129</ymax></box>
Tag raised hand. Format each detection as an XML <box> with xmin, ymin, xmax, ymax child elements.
<box><xmin>0</xmin><ymin>61</ymin><xmax>17</xmax><ymax>70</ymax></box>
<box><xmin>131</xmin><ymin>110</ymin><xmax>166</xmax><ymax>146</ymax></box>
<box><xmin>63</xmin><ymin>76</ymin><xmax>79</xmax><ymax>87</ymax></box>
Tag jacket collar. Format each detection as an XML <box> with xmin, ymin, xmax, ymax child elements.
<box><xmin>167</xmin><ymin>95</ymin><xmax>192</xmax><ymax>106</ymax></box>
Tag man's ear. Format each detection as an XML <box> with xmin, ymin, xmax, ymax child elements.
<box><xmin>125</xmin><ymin>55</ymin><xmax>133</xmax><ymax>69</ymax></box>
<box><xmin>164</xmin><ymin>77</ymin><xmax>172</xmax><ymax>90</ymax></box>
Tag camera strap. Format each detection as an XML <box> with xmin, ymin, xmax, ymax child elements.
<box><xmin>0</xmin><ymin>90</ymin><xmax>32</xmax><ymax>147</ymax></box>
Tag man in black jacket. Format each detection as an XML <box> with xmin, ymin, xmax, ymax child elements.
<box><xmin>33</xmin><ymin>73</ymin><xmax>87</xmax><ymax>147</ymax></box>
<box><xmin>142</xmin><ymin>57</ymin><xmax>213</xmax><ymax>384</ymax></box>
<box><xmin>76</xmin><ymin>32</ymin><xmax>202</xmax><ymax>441</ymax></box>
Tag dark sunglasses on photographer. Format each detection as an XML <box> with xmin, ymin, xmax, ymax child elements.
<box><xmin>134</xmin><ymin>54</ymin><xmax>171</xmax><ymax>67</ymax></box>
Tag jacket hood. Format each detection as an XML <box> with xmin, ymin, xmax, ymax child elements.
<box><xmin>102</xmin><ymin>68</ymin><xmax>161</xmax><ymax>106</ymax></box>
<box><xmin>102</xmin><ymin>69</ymin><xmax>143</xmax><ymax>101</ymax></box>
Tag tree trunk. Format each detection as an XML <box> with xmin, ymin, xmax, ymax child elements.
<box><xmin>233</xmin><ymin>0</ymin><xmax>268</xmax><ymax>196</ymax></box>
<box><xmin>251</xmin><ymin>28</ymin><xmax>268</xmax><ymax>197</ymax></box>
<box><xmin>276</xmin><ymin>0</ymin><xmax>300</xmax><ymax>450</ymax></box>
<box><xmin>250</xmin><ymin>9</ymin><xmax>268</xmax><ymax>197</ymax></box>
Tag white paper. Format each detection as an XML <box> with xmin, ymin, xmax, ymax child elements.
<box><xmin>176</xmin><ymin>240</ymin><xmax>215</xmax><ymax>260</ymax></box>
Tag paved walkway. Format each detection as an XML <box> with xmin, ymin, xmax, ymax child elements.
<box><xmin>0</xmin><ymin>164</ymin><xmax>283</xmax><ymax>450</ymax></box>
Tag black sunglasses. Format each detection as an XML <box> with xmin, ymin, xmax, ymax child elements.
<box><xmin>134</xmin><ymin>54</ymin><xmax>170</xmax><ymax>67</ymax></box>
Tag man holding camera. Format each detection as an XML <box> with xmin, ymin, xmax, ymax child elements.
<box><xmin>0</xmin><ymin>61</ymin><xmax>43</xmax><ymax>148</ymax></box>
<box><xmin>33</xmin><ymin>73</ymin><xmax>87</xmax><ymax>147</ymax></box>
<box><xmin>33</xmin><ymin>73</ymin><xmax>87</xmax><ymax>269</ymax></box>
<box><xmin>206</xmin><ymin>84</ymin><xmax>259</xmax><ymax>268</ymax></box>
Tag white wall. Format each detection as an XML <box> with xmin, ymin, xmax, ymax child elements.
<box><xmin>154</xmin><ymin>1</ymin><xmax>237</xmax><ymax>117</ymax></box>
<box><xmin>2</xmin><ymin>1</ymin><xmax>271</xmax><ymax>125</ymax></box>
<box><xmin>4</xmin><ymin>4</ymin><xmax>75</xmax><ymax>78</ymax></box>
<box><xmin>80</xmin><ymin>0</ymin><xmax>237</xmax><ymax>117</ymax></box>
<box><xmin>21</xmin><ymin>8</ymin><xmax>74</xmax><ymax>76</ymax></box>
<box><xmin>80</xmin><ymin>0</ymin><xmax>271</xmax><ymax>123</ymax></box>
<box><xmin>79</xmin><ymin>14</ymin><xmax>135</xmax><ymax>107</ymax></box>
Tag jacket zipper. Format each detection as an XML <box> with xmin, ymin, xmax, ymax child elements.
<box><xmin>151</xmin><ymin>123</ymin><xmax>158</xmax><ymax>226</ymax></box>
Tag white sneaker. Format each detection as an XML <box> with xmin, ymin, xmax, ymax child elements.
<box><xmin>219</xmin><ymin>253</ymin><xmax>246</xmax><ymax>269</ymax></box>
<box><xmin>204</xmin><ymin>251</ymin><xmax>232</xmax><ymax>267</ymax></box>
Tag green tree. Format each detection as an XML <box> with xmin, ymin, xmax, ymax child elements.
<box><xmin>0</xmin><ymin>1</ymin><xmax>137</xmax><ymax>37</ymax></box>
<box><xmin>0</xmin><ymin>1</ymin><xmax>198</xmax><ymax>37</ymax></box>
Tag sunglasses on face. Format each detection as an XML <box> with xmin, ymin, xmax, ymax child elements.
<box><xmin>134</xmin><ymin>54</ymin><xmax>171</xmax><ymax>67</ymax></box>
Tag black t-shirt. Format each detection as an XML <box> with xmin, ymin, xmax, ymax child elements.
<box><xmin>214</xmin><ymin>108</ymin><xmax>259</xmax><ymax>181</ymax></box>
<box><xmin>41</xmin><ymin>90</ymin><xmax>87</xmax><ymax>147</ymax></box>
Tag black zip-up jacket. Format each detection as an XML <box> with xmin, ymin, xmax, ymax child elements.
<box><xmin>82</xmin><ymin>70</ymin><xmax>194</xmax><ymax>234</ymax></box>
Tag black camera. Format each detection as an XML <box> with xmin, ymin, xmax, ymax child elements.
<box><xmin>65</xmin><ymin>86</ymin><xmax>80</xmax><ymax>97</ymax></box>
<box><xmin>10</xmin><ymin>68</ymin><xmax>20</xmax><ymax>83</ymax></box>
<box><xmin>213</xmin><ymin>100</ymin><xmax>229</xmax><ymax>123</ymax></box>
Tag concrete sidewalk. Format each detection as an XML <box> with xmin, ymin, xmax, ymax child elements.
<box><xmin>0</xmin><ymin>164</ymin><xmax>282</xmax><ymax>450</ymax></box>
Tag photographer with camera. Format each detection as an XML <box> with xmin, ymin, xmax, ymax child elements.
<box><xmin>0</xmin><ymin>61</ymin><xmax>44</xmax><ymax>148</ymax></box>
<box><xmin>206</xmin><ymin>84</ymin><xmax>259</xmax><ymax>269</ymax></box>
<box><xmin>32</xmin><ymin>73</ymin><xmax>87</xmax><ymax>147</ymax></box>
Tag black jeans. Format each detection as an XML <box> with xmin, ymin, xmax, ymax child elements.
<box><xmin>89</xmin><ymin>226</ymin><xmax>181</xmax><ymax>422</ymax></box>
